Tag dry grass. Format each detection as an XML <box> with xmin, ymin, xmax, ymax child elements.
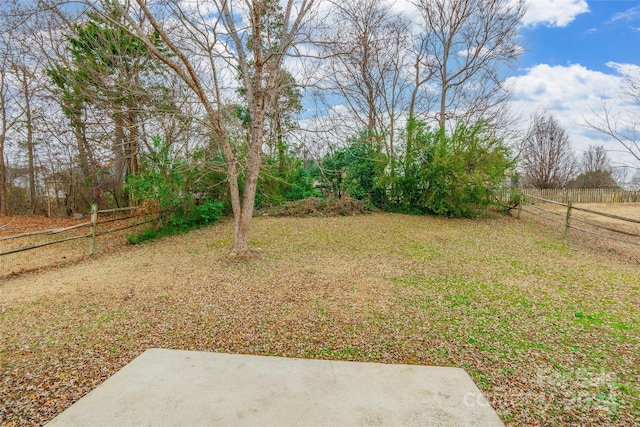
<box><xmin>1</xmin><ymin>213</ymin><xmax>639</xmax><ymax>426</ymax></box>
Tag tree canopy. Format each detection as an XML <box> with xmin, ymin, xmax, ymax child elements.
<box><xmin>0</xmin><ymin>0</ymin><xmax>537</xmax><ymax>251</ymax></box>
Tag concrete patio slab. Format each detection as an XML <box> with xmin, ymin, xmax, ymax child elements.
<box><xmin>47</xmin><ymin>348</ymin><xmax>504</xmax><ymax>427</ymax></box>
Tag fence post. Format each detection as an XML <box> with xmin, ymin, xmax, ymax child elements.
<box><xmin>89</xmin><ymin>204</ymin><xmax>98</xmax><ymax>255</ymax></box>
<box><xmin>517</xmin><ymin>190</ymin><xmax>523</xmax><ymax>219</ymax></box>
<box><xmin>564</xmin><ymin>201</ymin><xmax>573</xmax><ymax>238</ymax></box>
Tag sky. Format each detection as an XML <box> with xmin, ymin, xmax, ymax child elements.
<box><xmin>305</xmin><ymin>0</ymin><xmax>640</xmax><ymax>174</ymax></box>
<box><xmin>506</xmin><ymin>0</ymin><xmax>640</xmax><ymax>170</ymax></box>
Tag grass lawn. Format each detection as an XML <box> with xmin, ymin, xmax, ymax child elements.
<box><xmin>1</xmin><ymin>213</ymin><xmax>639</xmax><ymax>426</ymax></box>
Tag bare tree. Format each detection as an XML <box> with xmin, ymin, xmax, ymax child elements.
<box><xmin>582</xmin><ymin>145</ymin><xmax>611</xmax><ymax>174</ymax></box>
<box><xmin>2</xmin><ymin>8</ymin><xmax>51</xmax><ymax>215</ymax></box>
<box><xmin>622</xmin><ymin>71</ymin><xmax>640</xmax><ymax>104</ymax></box>
<box><xmin>586</xmin><ymin>69</ymin><xmax>640</xmax><ymax>166</ymax></box>
<box><xmin>324</xmin><ymin>0</ymin><xmax>411</xmax><ymax>160</ymax></box>
<box><xmin>0</xmin><ymin>32</ymin><xmax>15</xmax><ymax>216</ymax></box>
<box><xmin>521</xmin><ymin>112</ymin><xmax>577</xmax><ymax>189</ymax></box>
<box><xmin>630</xmin><ymin>169</ymin><xmax>640</xmax><ymax>190</ymax></box>
<box><xmin>53</xmin><ymin>0</ymin><xmax>320</xmax><ymax>253</ymax></box>
<box><xmin>412</xmin><ymin>0</ymin><xmax>525</xmax><ymax>130</ymax></box>
<box><xmin>1</xmin><ymin>2</ymin><xmax>54</xmax><ymax>215</ymax></box>
<box><xmin>566</xmin><ymin>145</ymin><xmax>619</xmax><ymax>189</ymax></box>
<box><xmin>14</xmin><ymin>62</ymin><xmax>39</xmax><ymax>213</ymax></box>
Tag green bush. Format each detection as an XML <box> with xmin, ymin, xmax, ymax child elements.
<box><xmin>255</xmin><ymin>154</ymin><xmax>321</xmax><ymax>208</ymax></box>
<box><xmin>318</xmin><ymin>133</ymin><xmax>386</xmax><ymax>207</ymax></box>
<box><xmin>394</xmin><ymin>120</ymin><xmax>513</xmax><ymax>217</ymax></box>
<box><xmin>126</xmin><ymin>136</ymin><xmax>225</xmax><ymax>243</ymax></box>
<box><xmin>127</xmin><ymin>198</ymin><xmax>223</xmax><ymax>244</ymax></box>
<box><xmin>167</xmin><ymin>198</ymin><xmax>224</xmax><ymax>230</ymax></box>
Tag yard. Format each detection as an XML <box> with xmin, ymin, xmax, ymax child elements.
<box><xmin>1</xmin><ymin>212</ymin><xmax>639</xmax><ymax>425</ymax></box>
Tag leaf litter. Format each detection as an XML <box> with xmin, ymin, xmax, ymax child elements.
<box><xmin>1</xmin><ymin>213</ymin><xmax>639</xmax><ymax>426</ymax></box>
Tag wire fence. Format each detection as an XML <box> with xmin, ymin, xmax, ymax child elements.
<box><xmin>0</xmin><ymin>205</ymin><xmax>159</xmax><ymax>257</ymax></box>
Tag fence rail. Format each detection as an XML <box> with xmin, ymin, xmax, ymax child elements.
<box><xmin>0</xmin><ymin>205</ymin><xmax>158</xmax><ymax>257</ymax></box>
<box><xmin>517</xmin><ymin>193</ymin><xmax>640</xmax><ymax>248</ymax></box>
<box><xmin>0</xmin><ymin>221</ymin><xmax>92</xmax><ymax>241</ymax></box>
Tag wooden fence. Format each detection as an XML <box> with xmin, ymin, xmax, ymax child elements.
<box><xmin>510</xmin><ymin>188</ymin><xmax>640</xmax><ymax>204</ymax></box>
<box><xmin>515</xmin><ymin>194</ymin><xmax>640</xmax><ymax>248</ymax></box>
<box><xmin>0</xmin><ymin>205</ymin><xmax>157</xmax><ymax>257</ymax></box>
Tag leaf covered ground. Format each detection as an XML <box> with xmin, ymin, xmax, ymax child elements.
<box><xmin>1</xmin><ymin>213</ymin><xmax>639</xmax><ymax>426</ymax></box>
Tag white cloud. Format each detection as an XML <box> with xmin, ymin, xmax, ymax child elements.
<box><xmin>518</xmin><ymin>0</ymin><xmax>589</xmax><ymax>27</ymax></box>
<box><xmin>506</xmin><ymin>63</ymin><xmax>638</xmax><ymax>167</ymax></box>
<box><xmin>605</xmin><ymin>61</ymin><xmax>640</xmax><ymax>77</ymax></box>
<box><xmin>608</xmin><ymin>4</ymin><xmax>640</xmax><ymax>23</ymax></box>
<box><xmin>458</xmin><ymin>44</ymin><xmax>524</xmax><ymax>58</ymax></box>
<box><xmin>390</xmin><ymin>0</ymin><xmax>416</xmax><ymax>16</ymax></box>
<box><xmin>507</xmin><ymin>63</ymin><xmax>621</xmax><ymax>103</ymax></box>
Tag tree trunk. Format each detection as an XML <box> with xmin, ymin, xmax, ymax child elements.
<box><xmin>276</xmin><ymin>113</ymin><xmax>285</xmax><ymax>175</ymax></box>
<box><xmin>231</xmin><ymin>101</ymin><xmax>266</xmax><ymax>254</ymax></box>
<box><xmin>125</xmin><ymin>109</ymin><xmax>139</xmax><ymax>207</ymax></box>
<box><xmin>0</xmin><ymin>131</ymin><xmax>7</xmax><ymax>216</ymax></box>
<box><xmin>27</xmin><ymin>117</ymin><xmax>36</xmax><ymax>214</ymax></box>
<box><xmin>0</xmin><ymin>80</ymin><xmax>7</xmax><ymax>216</ymax></box>
<box><xmin>127</xmin><ymin>108</ymin><xmax>139</xmax><ymax>177</ymax></box>
<box><xmin>406</xmin><ymin>56</ymin><xmax>422</xmax><ymax>175</ymax></box>
<box><xmin>21</xmin><ymin>67</ymin><xmax>37</xmax><ymax>214</ymax></box>
<box><xmin>74</xmin><ymin>118</ymin><xmax>91</xmax><ymax>178</ymax></box>
<box><xmin>232</xmin><ymin>214</ymin><xmax>251</xmax><ymax>253</ymax></box>
<box><xmin>74</xmin><ymin>115</ymin><xmax>106</xmax><ymax>208</ymax></box>
<box><xmin>113</xmin><ymin>111</ymin><xmax>126</xmax><ymax>184</ymax></box>
<box><xmin>439</xmin><ymin>80</ymin><xmax>447</xmax><ymax>132</ymax></box>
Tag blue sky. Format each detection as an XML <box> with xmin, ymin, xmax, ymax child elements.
<box><xmin>507</xmin><ymin>0</ymin><xmax>640</xmax><ymax>170</ymax></box>
<box><xmin>518</xmin><ymin>0</ymin><xmax>639</xmax><ymax>72</ymax></box>
<box><xmin>299</xmin><ymin>0</ymin><xmax>639</xmax><ymax>172</ymax></box>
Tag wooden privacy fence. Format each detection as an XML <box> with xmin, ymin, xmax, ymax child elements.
<box><xmin>516</xmin><ymin>193</ymin><xmax>640</xmax><ymax>248</ymax></box>
<box><xmin>505</xmin><ymin>188</ymin><xmax>640</xmax><ymax>204</ymax></box>
<box><xmin>0</xmin><ymin>205</ymin><xmax>158</xmax><ymax>257</ymax></box>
